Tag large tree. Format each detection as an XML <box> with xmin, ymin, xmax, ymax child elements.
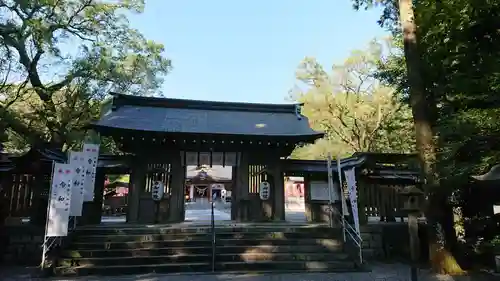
<box><xmin>353</xmin><ymin>0</ymin><xmax>459</xmax><ymax>274</ymax></box>
<box><xmin>353</xmin><ymin>0</ymin><xmax>500</xmax><ymax>273</ymax></box>
<box><xmin>0</xmin><ymin>0</ymin><xmax>171</xmax><ymax>150</ymax></box>
<box><xmin>290</xmin><ymin>42</ymin><xmax>414</xmax><ymax>160</ymax></box>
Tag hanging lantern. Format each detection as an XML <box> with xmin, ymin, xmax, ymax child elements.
<box><xmin>259</xmin><ymin>181</ymin><xmax>271</xmax><ymax>200</ymax></box>
<box><xmin>151</xmin><ymin>181</ymin><xmax>165</xmax><ymax>201</ymax></box>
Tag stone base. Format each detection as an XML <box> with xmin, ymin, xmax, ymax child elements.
<box><xmin>2</xmin><ymin>225</ymin><xmax>44</xmax><ymax>265</ymax></box>
<box><xmin>359</xmin><ymin>222</ymin><xmax>429</xmax><ymax>261</ymax></box>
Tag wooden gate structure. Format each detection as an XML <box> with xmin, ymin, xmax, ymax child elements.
<box><xmin>0</xmin><ymin>146</ymin><xmax>66</xmax><ymax>225</ymax></box>
<box><xmin>1</xmin><ymin>96</ymin><xmax>421</xmax><ymax>228</ymax></box>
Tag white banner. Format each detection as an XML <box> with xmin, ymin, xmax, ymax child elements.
<box><xmin>68</xmin><ymin>151</ymin><xmax>86</xmax><ymax>216</ymax></box>
<box><xmin>344</xmin><ymin>167</ymin><xmax>360</xmax><ymax>234</ymax></box>
<box><xmin>47</xmin><ymin>163</ymin><xmax>73</xmax><ymax>237</ymax></box>
<box><xmin>83</xmin><ymin>143</ymin><xmax>100</xmax><ymax>202</ymax></box>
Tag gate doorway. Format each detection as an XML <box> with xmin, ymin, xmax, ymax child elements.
<box><xmin>101</xmin><ymin>174</ymin><xmax>129</xmax><ymax>224</ymax></box>
<box><xmin>284</xmin><ymin>176</ymin><xmax>307</xmax><ymax>222</ymax></box>
<box><xmin>184</xmin><ymin>165</ymin><xmax>232</xmax><ymax>222</ymax></box>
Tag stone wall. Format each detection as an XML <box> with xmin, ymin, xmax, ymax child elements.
<box><xmin>2</xmin><ymin>224</ymin><xmax>44</xmax><ymax>265</ymax></box>
<box><xmin>360</xmin><ymin>224</ymin><xmax>384</xmax><ymax>259</ymax></box>
<box><xmin>360</xmin><ymin>222</ymin><xmax>429</xmax><ymax>261</ymax></box>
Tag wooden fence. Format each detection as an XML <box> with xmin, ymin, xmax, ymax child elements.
<box><xmin>4</xmin><ymin>174</ymin><xmax>35</xmax><ymax>217</ymax></box>
<box><xmin>360</xmin><ymin>184</ymin><xmax>407</xmax><ymax>222</ymax></box>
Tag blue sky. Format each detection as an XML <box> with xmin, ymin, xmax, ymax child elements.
<box><xmin>129</xmin><ymin>1</ymin><xmax>387</xmax><ymax>104</ymax></box>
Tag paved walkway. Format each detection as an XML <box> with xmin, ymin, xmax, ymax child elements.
<box><xmin>1</xmin><ymin>263</ymin><xmax>497</xmax><ymax>281</ymax></box>
<box><xmin>185</xmin><ymin>209</ymin><xmax>231</xmax><ymax>221</ymax></box>
<box><xmin>99</xmin><ymin>200</ymin><xmax>309</xmax><ymax>224</ymax></box>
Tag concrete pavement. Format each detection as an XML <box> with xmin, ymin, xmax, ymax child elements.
<box><xmin>1</xmin><ymin>263</ymin><xmax>497</xmax><ymax>281</ymax></box>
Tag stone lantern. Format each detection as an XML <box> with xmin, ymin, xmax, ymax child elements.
<box><xmin>399</xmin><ymin>185</ymin><xmax>424</xmax><ymax>213</ymax></box>
<box><xmin>399</xmin><ymin>184</ymin><xmax>425</xmax><ymax>281</ymax></box>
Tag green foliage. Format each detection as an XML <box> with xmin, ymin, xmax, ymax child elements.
<box><xmin>366</xmin><ymin>0</ymin><xmax>500</xmax><ymax>180</ymax></box>
<box><xmin>290</xmin><ymin>41</ymin><xmax>415</xmax><ymax>160</ymax></box>
<box><xmin>351</xmin><ymin>0</ymin><xmax>400</xmax><ymax>34</ymax></box>
<box><xmin>0</xmin><ymin>0</ymin><xmax>172</xmax><ymax>151</ymax></box>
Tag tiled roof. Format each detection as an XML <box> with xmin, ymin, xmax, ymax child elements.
<box><xmin>0</xmin><ymin>153</ymin><xmax>14</xmax><ymax>172</ymax></box>
<box><xmin>93</xmin><ymin>93</ymin><xmax>323</xmax><ymax>138</ymax></box>
<box><xmin>186</xmin><ymin>165</ymin><xmax>232</xmax><ymax>181</ymax></box>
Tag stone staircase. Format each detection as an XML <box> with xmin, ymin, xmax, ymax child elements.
<box><xmin>54</xmin><ymin>223</ymin><xmax>360</xmax><ymax>276</ymax></box>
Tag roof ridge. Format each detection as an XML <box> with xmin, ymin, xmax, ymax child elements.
<box><xmin>110</xmin><ymin>92</ymin><xmax>304</xmax><ymax>114</ymax></box>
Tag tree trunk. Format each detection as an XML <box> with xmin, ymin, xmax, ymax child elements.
<box><xmin>398</xmin><ymin>0</ymin><xmax>464</xmax><ymax>274</ymax></box>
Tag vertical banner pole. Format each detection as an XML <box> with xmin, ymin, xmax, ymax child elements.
<box><xmin>326</xmin><ymin>154</ymin><xmax>334</xmax><ymax>228</ymax></box>
<box><xmin>336</xmin><ymin>155</ymin><xmax>346</xmax><ymax>243</ymax></box>
<box><xmin>211</xmin><ymin>192</ymin><xmax>216</xmax><ymax>272</ymax></box>
<box><xmin>41</xmin><ymin>161</ymin><xmax>55</xmax><ymax>268</ymax></box>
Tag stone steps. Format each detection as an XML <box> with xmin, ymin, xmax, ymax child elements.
<box><xmin>58</xmin><ymin>252</ymin><xmax>350</xmax><ymax>267</ymax></box>
<box><xmin>55</xmin><ymin>262</ymin><xmax>212</xmax><ymax>276</ymax></box>
<box><xmin>54</xmin><ymin>260</ymin><xmax>357</xmax><ymax>276</ymax></box>
<box><xmin>62</xmin><ymin>244</ymin><xmax>342</xmax><ymax>259</ymax></box>
<box><xmin>54</xmin><ymin>223</ymin><xmax>360</xmax><ymax>276</ymax></box>
<box><xmin>73</xmin><ymin>223</ymin><xmax>333</xmax><ymax>236</ymax></box>
<box><xmin>72</xmin><ymin>230</ymin><xmax>339</xmax><ymax>242</ymax></box>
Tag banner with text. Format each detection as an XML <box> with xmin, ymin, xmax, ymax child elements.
<box><xmin>46</xmin><ymin>163</ymin><xmax>73</xmax><ymax>237</ymax></box>
<box><xmin>83</xmin><ymin>144</ymin><xmax>100</xmax><ymax>202</ymax></box>
<box><xmin>68</xmin><ymin>151</ymin><xmax>86</xmax><ymax>216</ymax></box>
<box><xmin>344</xmin><ymin>167</ymin><xmax>360</xmax><ymax>235</ymax></box>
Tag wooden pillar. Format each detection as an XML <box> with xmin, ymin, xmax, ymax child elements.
<box><xmin>231</xmin><ymin>166</ymin><xmax>238</xmax><ymax>220</ymax></box>
<box><xmin>128</xmin><ymin>159</ymin><xmax>146</xmax><ymax>223</ymax></box>
<box><xmin>0</xmin><ymin>172</ymin><xmax>12</xmax><ymax>220</ymax></box>
<box><xmin>90</xmin><ymin>169</ymin><xmax>106</xmax><ymax>224</ymax></box>
<box><xmin>357</xmin><ymin>178</ymin><xmax>368</xmax><ymax>225</ymax></box>
<box><xmin>238</xmin><ymin>152</ymin><xmax>249</xmax><ymax>221</ymax></box>
<box><xmin>30</xmin><ymin>171</ymin><xmax>50</xmax><ymax>226</ymax></box>
<box><xmin>231</xmin><ymin>152</ymin><xmax>249</xmax><ymax>221</ymax></box>
<box><xmin>269</xmin><ymin>161</ymin><xmax>285</xmax><ymax>221</ymax></box>
<box><xmin>79</xmin><ymin>169</ymin><xmax>106</xmax><ymax>225</ymax></box>
<box><xmin>168</xmin><ymin>153</ymin><xmax>185</xmax><ymax>223</ymax></box>
<box><xmin>303</xmin><ymin>174</ymin><xmax>313</xmax><ymax>222</ymax></box>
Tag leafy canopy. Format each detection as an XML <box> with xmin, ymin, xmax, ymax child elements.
<box><xmin>369</xmin><ymin>0</ymin><xmax>500</xmax><ymax>179</ymax></box>
<box><xmin>0</xmin><ymin>0</ymin><xmax>172</xmax><ymax>150</ymax></box>
<box><xmin>290</xmin><ymin>41</ymin><xmax>415</xmax><ymax>160</ymax></box>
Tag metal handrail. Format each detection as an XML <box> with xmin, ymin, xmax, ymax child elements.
<box><xmin>341</xmin><ymin>217</ymin><xmax>363</xmax><ymax>265</ymax></box>
<box><xmin>329</xmin><ymin>206</ymin><xmax>363</xmax><ymax>265</ymax></box>
<box><xmin>210</xmin><ymin>196</ymin><xmax>216</xmax><ymax>272</ymax></box>
<box><xmin>342</xmin><ymin>216</ymin><xmax>361</xmax><ymax>245</ymax></box>
<box><xmin>341</xmin><ymin>216</ymin><xmax>363</xmax><ymax>262</ymax></box>
<box><xmin>326</xmin><ymin>155</ymin><xmax>363</xmax><ymax>266</ymax></box>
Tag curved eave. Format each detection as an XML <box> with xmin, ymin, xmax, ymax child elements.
<box><xmin>90</xmin><ymin>124</ymin><xmax>324</xmax><ymax>143</ymax></box>
<box><xmin>280</xmin><ymin>155</ymin><xmax>368</xmax><ymax>174</ymax></box>
<box><xmin>0</xmin><ymin>164</ymin><xmax>15</xmax><ymax>172</ymax></box>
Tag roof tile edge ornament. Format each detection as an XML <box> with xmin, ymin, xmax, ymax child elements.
<box><xmin>472</xmin><ymin>164</ymin><xmax>500</xmax><ymax>181</ymax></box>
<box><xmin>294</xmin><ymin>104</ymin><xmax>302</xmax><ymax>120</ymax></box>
<box><xmin>110</xmin><ymin>91</ymin><xmax>120</xmax><ymax>111</ymax></box>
